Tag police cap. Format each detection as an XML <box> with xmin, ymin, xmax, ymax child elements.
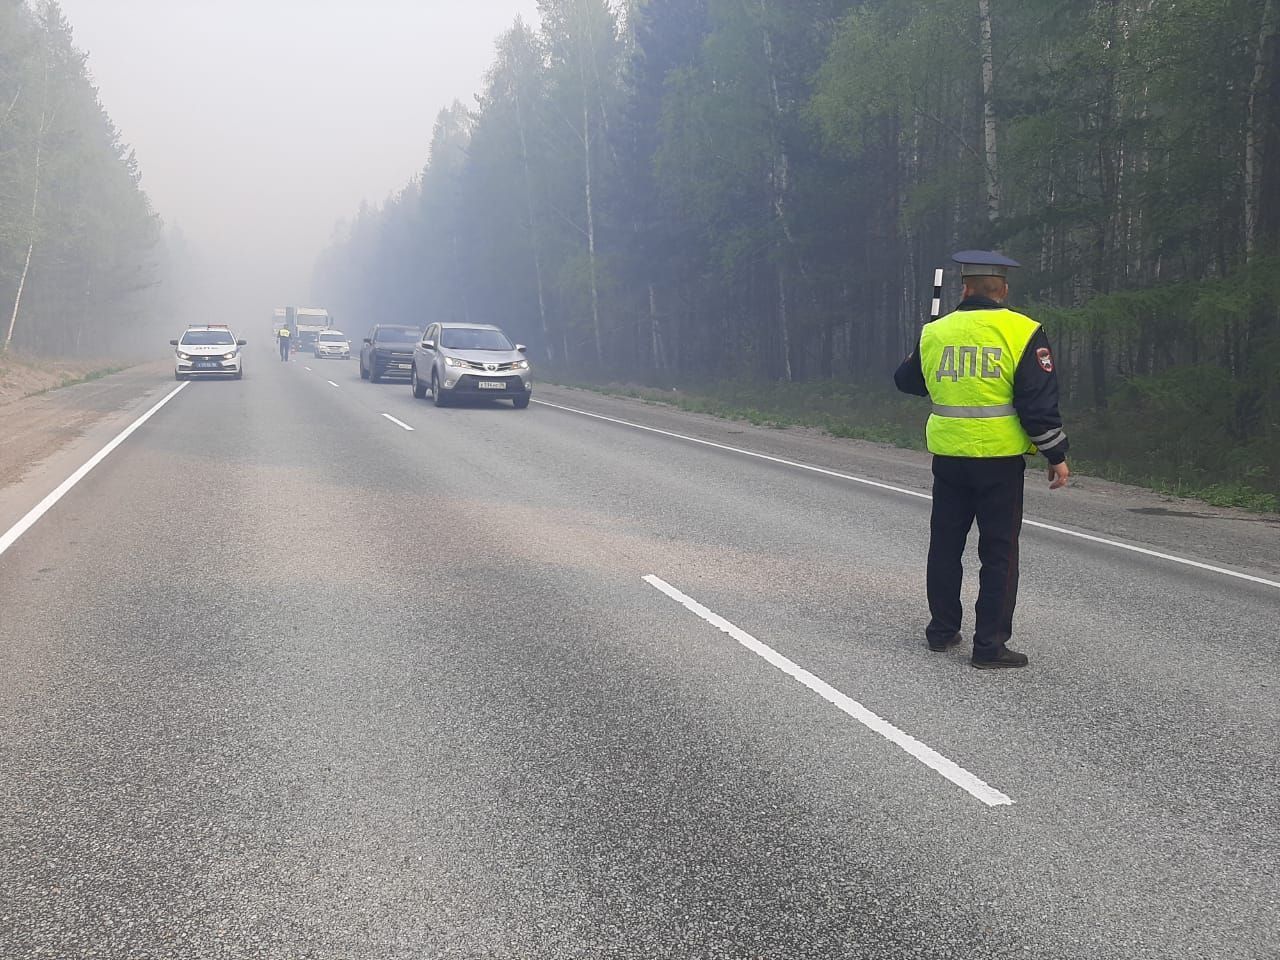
<box><xmin>952</xmin><ymin>250</ymin><xmax>1021</xmax><ymax>278</ymax></box>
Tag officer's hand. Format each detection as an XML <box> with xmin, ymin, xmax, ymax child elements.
<box><xmin>1048</xmin><ymin>462</ymin><xmax>1070</xmax><ymax>490</ymax></box>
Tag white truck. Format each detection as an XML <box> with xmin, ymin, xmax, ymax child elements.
<box><xmin>287</xmin><ymin>307</ymin><xmax>332</xmax><ymax>352</ymax></box>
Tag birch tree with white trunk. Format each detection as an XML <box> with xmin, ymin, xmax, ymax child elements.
<box><xmin>4</xmin><ymin>49</ymin><xmax>51</xmax><ymax>354</ymax></box>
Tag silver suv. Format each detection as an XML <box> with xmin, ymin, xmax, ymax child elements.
<box><xmin>411</xmin><ymin>323</ymin><xmax>532</xmax><ymax>409</ymax></box>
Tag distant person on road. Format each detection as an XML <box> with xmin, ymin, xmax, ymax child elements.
<box><xmin>277</xmin><ymin>326</ymin><xmax>291</xmax><ymax>361</ymax></box>
<box><xmin>894</xmin><ymin>250</ymin><xmax>1070</xmax><ymax>670</ymax></box>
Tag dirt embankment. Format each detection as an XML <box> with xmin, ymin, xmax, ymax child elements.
<box><xmin>0</xmin><ymin>354</ymin><xmax>134</xmax><ymax>408</ymax></box>
<box><xmin>0</xmin><ymin>356</ymin><xmax>161</xmax><ymax>491</ymax></box>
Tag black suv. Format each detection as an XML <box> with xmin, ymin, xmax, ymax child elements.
<box><xmin>360</xmin><ymin>325</ymin><xmax>422</xmax><ymax>382</ymax></box>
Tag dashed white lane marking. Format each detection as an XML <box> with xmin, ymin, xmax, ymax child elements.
<box><xmin>0</xmin><ymin>381</ymin><xmax>191</xmax><ymax>560</ymax></box>
<box><xmin>304</xmin><ymin>365</ymin><xmax>312</xmax><ymax>371</ymax></box>
<box><xmin>327</xmin><ymin>380</ymin><xmax>339</xmax><ymax>388</ymax></box>
<box><xmin>381</xmin><ymin>413</ymin><xmax>415</xmax><ymax>432</ymax></box>
<box><xmin>535</xmin><ymin>399</ymin><xmax>1280</xmax><ymax>592</ymax></box>
<box><xmin>643</xmin><ymin>575</ymin><xmax>1014</xmax><ymax>807</ymax></box>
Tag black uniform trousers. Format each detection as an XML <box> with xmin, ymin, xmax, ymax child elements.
<box><xmin>278</xmin><ymin>337</ymin><xmax>290</xmax><ymax>360</ymax></box>
<box><xmin>926</xmin><ymin>455</ymin><xmax>1026</xmax><ymax>658</ymax></box>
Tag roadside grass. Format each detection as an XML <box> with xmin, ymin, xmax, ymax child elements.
<box><xmin>23</xmin><ymin>365</ymin><xmax>132</xmax><ymax>398</ymax></box>
<box><xmin>552</xmin><ymin>377</ymin><xmax>927</xmax><ymax>446</ymax></box>
<box><xmin>70</xmin><ymin>364</ymin><xmax>130</xmax><ymax>386</ymax></box>
<box><xmin>547</xmin><ymin>375</ymin><xmax>1280</xmax><ymax>514</ymax></box>
<box><xmin>0</xmin><ymin>353</ymin><xmax>133</xmax><ymax>405</ymax></box>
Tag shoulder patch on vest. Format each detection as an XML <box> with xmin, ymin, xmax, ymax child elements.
<box><xmin>1036</xmin><ymin>347</ymin><xmax>1054</xmax><ymax>372</ymax></box>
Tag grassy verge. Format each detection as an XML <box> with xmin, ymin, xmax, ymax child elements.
<box><xmin>0</xmin><ymin>353</ymin><xmax>134</xmax><ymax>406</ymax></box>
<box><xmin>547</xmin><ymin>375</ymin><xmax>1279</xmax><ymax>514</ymax></box>
<box><xmin>36</xmin><ymin>364</ymin><xmax>131</xmax><ymax>393</ymax></box>
<box><xmin>553</xmin><ymin>377</ymin><xmax>926</xmax><ymax>446</ymax></box>
<box><xmin>77</xmin><ymin>364</ymin><xmax>129</xmax><ymax>383</ymax></box>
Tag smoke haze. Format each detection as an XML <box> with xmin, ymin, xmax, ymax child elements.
<box><xmin>56</xmin><ymin>0</ymin><xmax>540</xmax><ymax>325</ymax></box>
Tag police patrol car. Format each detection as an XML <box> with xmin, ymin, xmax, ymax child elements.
<box><xmin>171</xmin><ymin>325</ymin><xmax>246</xmax><ymax>380</ymax></box>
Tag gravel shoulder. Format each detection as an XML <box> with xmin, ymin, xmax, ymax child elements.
<box><xmin>0</xmin><ymin>362</ymin><xmax>167</xmax><ymax>491</ymax></box>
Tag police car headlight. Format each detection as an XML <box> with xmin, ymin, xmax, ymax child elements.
<box><xmin>223</xmin><ymin>351</ymin><xmax>238</xmax><ymax>360</ymax></box>
<box><xmin>176</xmin><ymin>351</ymin><xmax>191</xmax><ymax>360</ymax></box>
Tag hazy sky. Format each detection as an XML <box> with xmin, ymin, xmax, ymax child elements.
<box><xmin>57</xmin><ymin>0</ymin><xmax>540</xmax><ymax>320</ymax></box>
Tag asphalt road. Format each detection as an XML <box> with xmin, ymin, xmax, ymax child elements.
<box><xmin>1</xmin><ymin>347</ymin><xmax>1276</xmax><ymax>959</ymax></box>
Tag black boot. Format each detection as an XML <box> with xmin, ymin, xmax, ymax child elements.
<box><xmin>971</xmin><ymin>646</ymin><xmax>1029</xmax><ymax>669</ymax></box>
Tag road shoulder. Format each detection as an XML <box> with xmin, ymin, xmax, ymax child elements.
<box><xmin>536</xmin><ymin>383</ymin><xmax>1280</xmax><ymax>579</ymax></box>
<box><xmin>0</xmin><ymin>362</ymin><xmax>173</xmax><ymax>538</ymax></box>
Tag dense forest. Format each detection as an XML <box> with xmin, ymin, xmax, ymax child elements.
<box><xmin>318</xmin><ymin>0</ymin><xmax>1280</xmax><ymax>502</ymax></box>
<box><xmin>0</xmin><ymin>0</ymin><xmax>161</xmax><ymax>357</ymax></box>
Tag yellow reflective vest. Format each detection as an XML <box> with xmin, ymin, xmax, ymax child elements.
<box><xmin>919</xmin><ymin>307</ymin><xmax>1039</xmax><ymax>458</ymax></box>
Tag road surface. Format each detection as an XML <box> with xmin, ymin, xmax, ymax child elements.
<box><xmin>1</xmin><ymin>348</ymin><xmax>1277</xmax><ymax>959</ymax></box>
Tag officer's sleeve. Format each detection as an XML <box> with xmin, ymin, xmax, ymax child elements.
<box><xmin>1013</xmin><ymin>327</ymin><xmax>1069</xmax><ymax>464</ymax></box>
<box><xmin>894</xmin><ymin>343</ymin><xmax>928</xmax><ymax>397</ymax></box>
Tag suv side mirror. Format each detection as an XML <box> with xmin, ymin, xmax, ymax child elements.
<box><xmin>363</xmin><ymin>337</ymin><xmax>372</xmax><ymax>345</ymax></box>
<box><xmin>236</xmin><ymin>339</ymin><xmax>247</xmax><ymax>346</ymax></box>
<box><xmin>422</xmin><ymin>340</ymin><xmax>436</xmax><ymax>350</ymax></box>
<box><xmin>516</xmin><ymin>344</ymin><xmax>528</xmax><ymax>354</ymax></box>
<box><xmin>169</xmin><ymin>339</ymin><xmax>179</xmax><ymax>346</ymax></box>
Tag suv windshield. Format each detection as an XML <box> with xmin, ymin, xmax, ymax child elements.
<box><xmin>441</xmin><ymin>328</ymin><xmax>512</xmax><ymax>351</ymax></box>
<box><xmin>180</xmin><ymin>330</ymin><xmax>235</xmax><ymax>345</ymax></box>
<box><xmin>375</xmin><ymin>327</ymin><xmax>420</xmax><ymax>343</ymax></box>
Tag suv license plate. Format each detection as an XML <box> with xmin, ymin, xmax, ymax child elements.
<box><xmin>478</xmin><ymin>381</ymin><xmax>505</xmax><ymax>390</ymax></box>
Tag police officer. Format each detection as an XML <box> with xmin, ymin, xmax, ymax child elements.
<box><xmin>894</xmin><ymin>251</ymin><xmax>1069</xmax><ymax>669</ymax></box>
<box><xmin>277</xmin><ymin>325</ymin><xmax>291</xmax><ymax>362</ymax></box>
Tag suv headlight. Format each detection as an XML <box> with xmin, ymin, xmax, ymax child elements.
<box><xmin>513</xmin><ymin>359</ymin><xmax>530</xmax><ymax>370</ymax></box>
<box><xmin>445</xmin><ymin>356</ymin><xmax>469</xmax><ymax>368</ymax></box>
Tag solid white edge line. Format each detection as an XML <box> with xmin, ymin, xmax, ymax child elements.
<box><xmin>1020</xmin><ymin>518</ymin><xmax>1278</xmax><ymax>588</ymax></box>
<box><xmin>644</xmin><ymin>575</ymin><xmax>1013</xmax><ymax>807</ymax></box>
<box><xmin>0</xmin><ymin>381</ymin><xmax>190</xmax><ymax>559</ymax></box>
<box><xmin>327</xmin><ymin>380</ymin><xmax>339</xmax><ymax>388</ymax></box>
<box><xmin>532</xmin><ymin>399</ymin><xmax>931</xmax><ymax>501</ymax></box>
<box><xmin>381</xmin><ymin>413</ymin><xmax>415</xmax><ymax>432</ymax></box>
<box><xmin>534</xmin><ymin>398</ymin><xmax>1280</xmax><ymax>591</ymax></box>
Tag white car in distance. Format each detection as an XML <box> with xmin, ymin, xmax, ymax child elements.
<box><xmin>313</xmin><ymin>330</ymin><xmax>351</xmax><ymax>359</ymax></box>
